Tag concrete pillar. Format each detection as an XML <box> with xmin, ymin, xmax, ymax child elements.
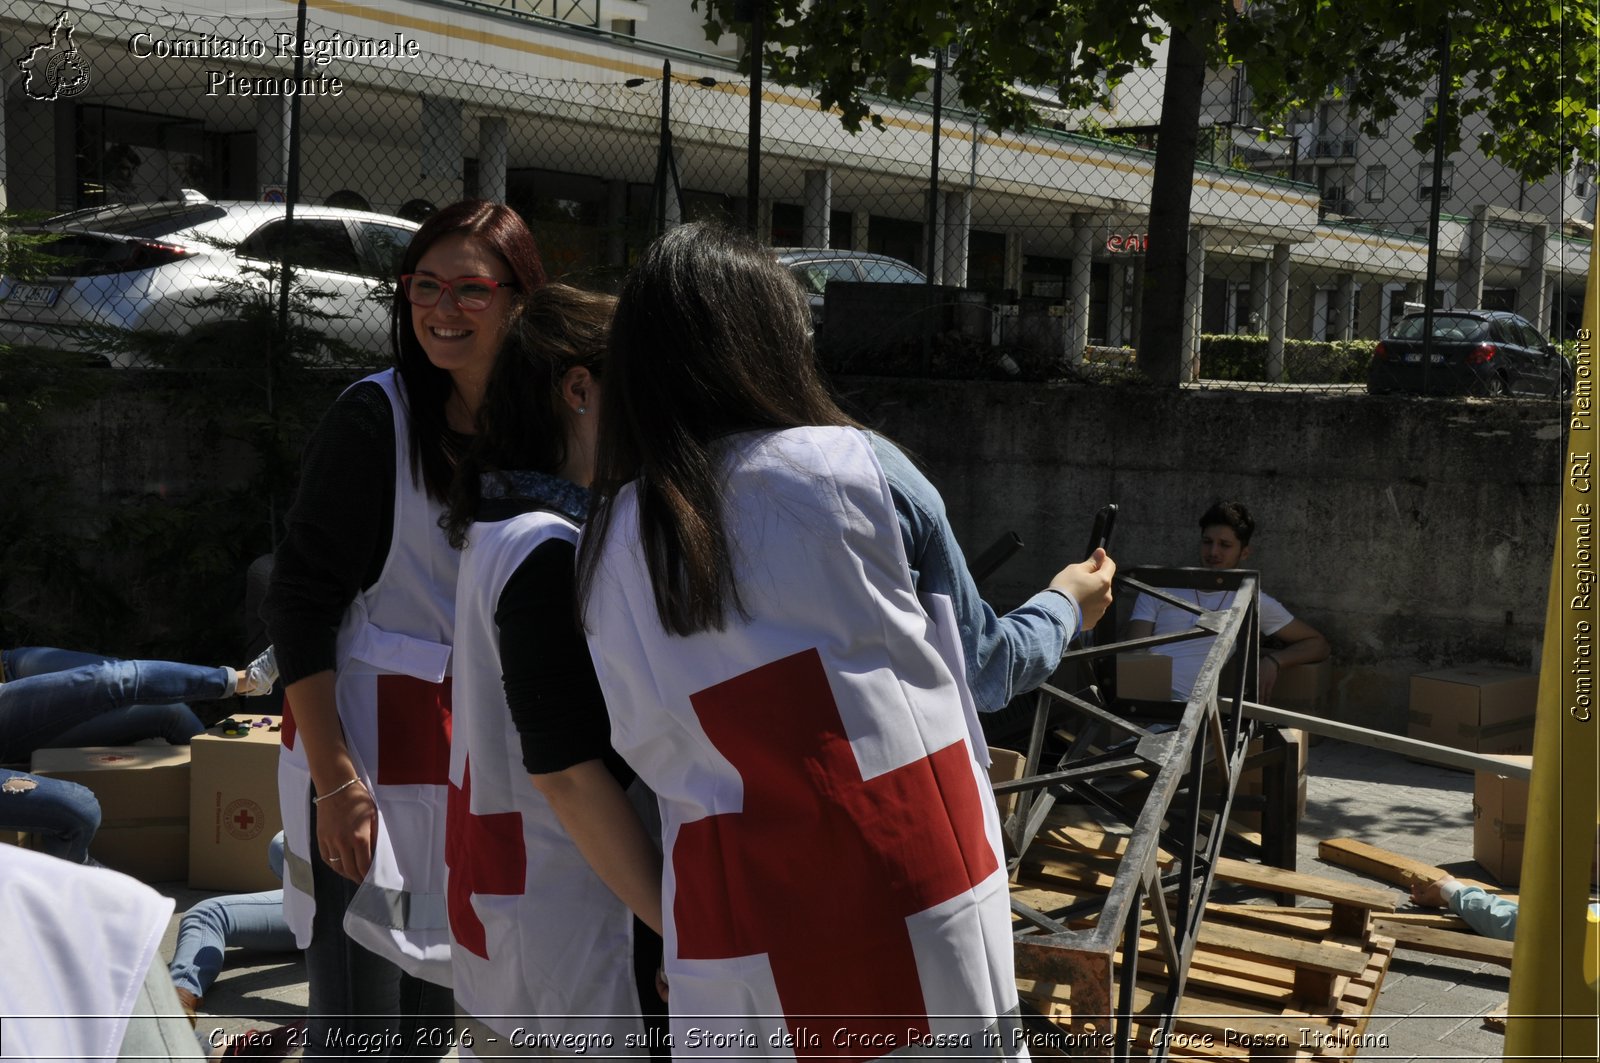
<box><xmin>922</xmin><ymin>190</ymin><xmax>939</xmax><ymax>283</ymax></box>
<box><xmin>1106</xmin><ymin>262</ymin><xmax>1127</xmax><ymax>347</ymax></box>
<box><xmin>255</xmin><ymin>97</ymin><xmax>289</xmax><ymax>191</ymax></box>
<box><xmin>1266</xmin><ymin>243</ymin><xmax>1290</xmax><ymax>383</ymax></box>
<box><xmin>1458</xmin><ymin>204</ymin><xmax>1489</xmax><ymax>310</ymax></box>
<box><xmin>1332</xmin><ymin>272</ymin><xmax>1356</xmax><ymax>340</ymax></box>
<box><xmin>1248</xmin><ymin>260</ymin><xmax>1269</xmax><ymax>333</ymax></box>
<box><xmin>851</xmin><ymin>210</ymin><xmax>870</xmax><ymax>252</ymax></box>
<box><xmin>477</xmin><ymin>116</ymin><xmax>508</xmax><ymax>206</ymax></box>
<box><xmin>1183</xmin><ymin>227</ymin><xmax>1206</xmax><ymax>381</ymax></box>
<box><xmin>942</xmin><ymin>189</ymin><xmax>970</xmax><ymax>289</ymax></box>
<box><xmin>1128</xmin><ymin>256</ymin><xmax>1144</xmax><ymax>352</ymax></box>
<box><xmin>606</xmin><ymin>180</ymin><xmax>627</xmax><ymax>268</ymax></box>
<box><xmin>418</xmin><ymin>96</ymin><xmax>465</xmax><ymax>204</ymax></box>
<box><xmin>1357</xmin><ymin>281</ymin><xmax>1384</xmax><ymax>339</ymax></box>
<box><xmin>756</xmin><ymin>198</ymin><xmax>773</xmax><ymax>245</ymax></box>
<box><xmin>1067</xmin><ymin>213</ymin><xmax>1094</xmax><ymax>364</ymax></box>
<box><xmin>1519</xmin><ymin>223</ymin><xmax>1550</xmax><ymax>330</ymax></box>
<box><xmin>53</xmin><ymin>99</ymin><xmax>74</xmax><ymax>210</ymax></box>
<box><xmin>1004</xmin><ymin>231</ymin><xmax>1024</xmax><ymax>295</ymax></box>
<box><xmin>802</xmin><ymin>169</ymin><xmax>831</xmax><ymax>248</ymax></box>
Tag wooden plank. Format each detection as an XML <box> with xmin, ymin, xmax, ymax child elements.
<box><xmin>1208</xmin><ymin>903</ymin><xmax>1336</xmax><ymax>935</ymax></box>
<box><xmin>1240</xmin><ymin>700</ymin><xmax>1533</xmax><ymax>777</ymax></box>
<box><xmin>1317</xmin><ymin>837</ymin><xmax>1446</xmax><ymax>888</ymax></box>
<box><xmin>1316</xmin><ymin>838</ymin><xmax>1517</xmax><ymax>903</ymax></box>
<box><xmin>1214</xmin><ymin>855</ymin><xmax>1399</xmax><ymax>911</ymax></box>
<box><xmin>1195</xmin><ymin>921</ymin><xmax>1368</xmax><ymax>976</ymax></box>
<box><xmin>1374</xmin><ymin>920</ymin><xmax>1515</xmax><ymax>967</ymax></box>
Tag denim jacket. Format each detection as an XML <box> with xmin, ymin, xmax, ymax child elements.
<box><xmin>870</xmin><ymin>435</ymin><xmax>1080</xmax><ymax>713</ymax></box>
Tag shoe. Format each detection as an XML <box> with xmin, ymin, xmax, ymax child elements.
<box><xmin>238</xmin><ymin>646</ymin><xmax>278</xmax><ymax>697</ymax></box>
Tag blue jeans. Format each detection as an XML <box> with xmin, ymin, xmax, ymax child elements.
<box><xmin>0</xmin><ymin>768</ymin><xmax>101</xmax><ymax>863</ymax></box>
<box><xmin>169</xmin><ymin>833</ymin><xmax>296</xmax><ymax>999</ymax></box>
<box><xmin>0</xmin><ymin>646</ymin><xmax>215</xmax><ymax>763</ymax></box>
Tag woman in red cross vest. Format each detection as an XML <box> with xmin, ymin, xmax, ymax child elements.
<box><xmin>569</xmin><ymin>223</ymin><xmax>1113</xmax><ymax>1059</ymax></box>
<box><xmin>264</xmin><ymin>200</ymin><xmax>545</xmax><ymax>1059</ymax></box>
<box><xmin>439</xmin><ymin>283</ymin><xmax>667</xmax><ymax>1055</ymax></box>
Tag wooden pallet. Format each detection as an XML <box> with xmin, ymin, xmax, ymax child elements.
<box><xmin>1014</xmin><ymin>819</ymin><xmax>1397</xmax><ymax>1059</ymax></box>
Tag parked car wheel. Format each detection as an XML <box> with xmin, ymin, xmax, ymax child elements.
<box><xmin>1483</xmin><ymin>373</ymin><xmax>1506</xmax><ymax>398</ymax></box>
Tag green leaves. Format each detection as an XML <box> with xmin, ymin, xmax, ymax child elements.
<box><xmin>700</xmin><ymin>0</ymin><xmax>1597</xmax><ymax>180</ymax></box>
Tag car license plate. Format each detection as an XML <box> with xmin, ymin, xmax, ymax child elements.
<box><xmin>1404</xmin><ymin>353</ymin><xmax>1420</xmax><ymax>363</ymax></box>
<box><xmin>5</xmin><ymin>282</ymin><xmax>61</xmax><ymax>307</ymax></box>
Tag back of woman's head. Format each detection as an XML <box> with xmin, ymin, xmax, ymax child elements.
<box><xmin>603</xmin><ymin>222</ymin><xmax>846</xmax><ymax>474</ymax></box>
<box><xmin>443</xmin><ymin>283</ymin><xmax>615</xmax><ymax>548</ymax></box>
<box><xmin>392</xmin><ymin>199</ymin><xmax>547</xmax><ymax>500</ymax></box>
<box><xmin>583</xmin><ymin>222</ymin><xmax>856</xmax><ymax>635</ymax></box>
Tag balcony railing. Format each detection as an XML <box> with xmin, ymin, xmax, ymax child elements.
<box><xmin>1312</xmin><ymin>136</ymin><xmax>1359</xmax><ymax>159</ymax></box>
<box><xmin>446</xmin><ymin>0</ymin><xmax>602</xmax><ymax>29</ymax></box>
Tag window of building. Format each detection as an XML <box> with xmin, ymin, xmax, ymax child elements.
<box><xmin>1415</xmin><ymin>161</ymin><xmax>1454</xmax><ymax>201</ymax></box>
<box><xmin>1365</xmin><ymin>165</ymin><xmax>1387</xmax><ymax>202</ymax></box>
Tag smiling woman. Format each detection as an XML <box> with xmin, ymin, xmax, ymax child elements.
<box><xmin>263</xmin><ymin>200</ymin><xmax>545</xmax><ymax>1060</ymax></box>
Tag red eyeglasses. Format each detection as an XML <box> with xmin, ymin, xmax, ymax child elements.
<box><xmin>400</xmin><ymin>274</ymin><xmax>517</xmax><ymax>311</ymax></box>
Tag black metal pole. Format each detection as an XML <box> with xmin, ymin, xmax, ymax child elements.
<box><xmin>746</xmin><ymin>1</ymin><xmax>763</xmax><ymax>235</ymax></box>
<box><xmin>926</xmin><ymin>47</ymin><xmax>943</xmax><ymax>282</ymax></box>
<box><xmin>656</xmin><ymin>60</ymin><xmax>670</xmax><ymax>236</ymax></box>
<box><xmin>1420</xmin><ymin>24</ymin><xmax>1451</xmax><ymax>385</ymax></box>
<box><xmin>270</xmin><ymin>0</ymin><xmax>308</xmax><ymax>552</ymax></box>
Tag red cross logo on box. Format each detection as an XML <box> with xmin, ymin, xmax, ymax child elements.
<box><xmin>445</xmin><ymin>759</ymin><xmax>526</xmax><ymax>960</ymax></box>
<box><xmin>673</xmin><ymin>648</ymin><xmax>998</xmax><ymax>1061</ymax></box>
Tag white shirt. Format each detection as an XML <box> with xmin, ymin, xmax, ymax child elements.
<box><xmin>1129</xmin><ymin>587</ymin><xmax>1293</xmax><ymax>699</ymax></box>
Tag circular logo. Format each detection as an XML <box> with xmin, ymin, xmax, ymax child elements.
<box><xmin>223</xmin><ymin>797</ymin><xmax>266</xmax><ymax>841</ymax></box>
<box><xmin>45</xmin><ymin>52</ymin><xmax>90</xmax><ymax>99</ymax></box>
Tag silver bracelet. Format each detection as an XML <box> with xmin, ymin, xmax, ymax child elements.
<box><xmin>313</xmin><ymin>777</ymin><xmax>363</xmax><ymax>804</ymax></box>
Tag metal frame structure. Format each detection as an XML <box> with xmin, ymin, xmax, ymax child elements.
<box><xmin>999</xmin><ymin>565</ymin><xmax>1266</xmax><ymax>1060</ymax></box>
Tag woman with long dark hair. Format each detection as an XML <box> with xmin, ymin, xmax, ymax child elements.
<box><xmin>264</xmin><ymin>200</ymin><xmax>544</xmax><ymax>1058</ymax></box>
<box><xmin>442</xmin><ymin>284</ymin><xmax>663</xmax><ymax>1053</ymax></box>
<box><xmin>575</xmin><ymin>223</ymin><xmax>1114</xmax><ymax>1056</ymax></box>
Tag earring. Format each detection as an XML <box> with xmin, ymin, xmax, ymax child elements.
<box><xmin>577</xmin><ymin>406</ymin><xmax>588</xmax><ymax>415</ymax></box>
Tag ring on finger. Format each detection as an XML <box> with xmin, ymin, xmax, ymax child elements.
<box><xmin>327</xmin><ymin>855</ymin><xmax>342</xmax><ymax>863</ymax></box>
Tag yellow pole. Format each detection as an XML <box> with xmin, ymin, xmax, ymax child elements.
<box><xmin>1504</xmin><ymin>236</ymin><xmax>1600</xmax><ymax>1059</ymax></box>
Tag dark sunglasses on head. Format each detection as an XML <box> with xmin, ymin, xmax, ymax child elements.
<box><xmin>400</xmin><ymin>274</ymin><xmax>517</xmax><ymax>311</ymax></box>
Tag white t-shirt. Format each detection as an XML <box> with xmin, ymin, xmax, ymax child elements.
<box><xmin>1128</xmin><ymin>587</ymin><xmax>1293</xmax><ymax>700</ymax></box>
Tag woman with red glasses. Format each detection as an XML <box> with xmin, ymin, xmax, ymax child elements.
<box><xmin>264</xmin><ymin>200</ymin><xmax>544</xmax><ymax>1060</ymax></box>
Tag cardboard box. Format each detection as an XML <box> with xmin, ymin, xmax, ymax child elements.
<box><xmin>1407</xmin><ymin>666</ymin><xmax>1537</xmax><ymax>756</ymax></box>
<box><xmin>1270</xmin><ymin>658</ymin><xmax>1331</xmax><ymax>714</ymax></box>
<box><xmin>31</xmin><ymin>744</ymin><xmax>190</xmax><ymax>882</ymax></box>
<box><xmin>1117</xmin><ymin>652</ymin><xmax>1173</xmax><ymax>702</ymax></box>
<box><xmin>1474</xmin><ymin>755</ymin><xmax>1531</xmax><ymax>886</ymax></box>
<box><xmin>188</xmin><ymin>722</ymin><xmax>285</xmax><ymax>891</ymax></box>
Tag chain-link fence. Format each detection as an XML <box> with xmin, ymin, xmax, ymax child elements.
<box><xmin>0</xmin><ymin>0</ymin><xmax>1589</xmax><ymax>395</ymax></box>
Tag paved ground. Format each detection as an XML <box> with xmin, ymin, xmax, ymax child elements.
<box><xmin>159</xmin><ymin>738</ymin><xmax>1516</xmax><ymax>1060</ymax></box>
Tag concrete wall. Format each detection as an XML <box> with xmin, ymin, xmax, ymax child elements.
<box><xmin>17</xmin><ymin>371</ymin><xmax>1566</xmax><ymax>730</ymax></box>
<box><xmin>842</xmin><ymin>378</ymin><xmax>1564</xmax><ymax>730</ymax></box>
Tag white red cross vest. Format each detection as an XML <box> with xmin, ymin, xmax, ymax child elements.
<box><xmin>0</xmin><ymin>845</ymin><xmax>174</xmax><ymax>1062</ymax></box>
<box><xmin>583</xmin><ymin>426</ymin><xmax>1024</xmax><ymax>1060</ymax></box>
<box><xmin>278</xmin><ymin>368</ymin><xmax>457</xmax><ymax>986</ymax></box>
<box><xmin>448</xmin><ymin>505</ymin><xmax>644</xmax><ymax>1054</ymax></box>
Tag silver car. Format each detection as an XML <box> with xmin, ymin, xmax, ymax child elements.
<box><xmin>0</xmin><ymin>194</ymin><xmax>417</xmax><ymax>366</ymax></box>
<box><xmin>776</xmin><ymin>248</ymin><xmax>926</xmax><ymax>328</ymax></box>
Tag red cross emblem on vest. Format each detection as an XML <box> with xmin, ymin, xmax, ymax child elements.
<box><xmin>283</xmin><ymin>675</ymin><xmax>452</xmax><ymax>787</ymax></box>
<box><xmin>673</xmin><ymin>648</ymin><xmax>999</xmax><ymax>1060</ymax></box>
<box><xmin>446</xmin><ymin>759</ymin><xmax>526</xmax><ymax>960</ymax></box>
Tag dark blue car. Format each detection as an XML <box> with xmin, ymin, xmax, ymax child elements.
<box><xmin>1367</xmin><ymin>310</ymin><xmax>1572</xmax><ymax>398</ymax></box>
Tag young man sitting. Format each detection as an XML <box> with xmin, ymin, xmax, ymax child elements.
<box><xmin>1124</xmin><ymin>501</ymin><xmax>1329</xmax><ymax>702</ymax></box>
